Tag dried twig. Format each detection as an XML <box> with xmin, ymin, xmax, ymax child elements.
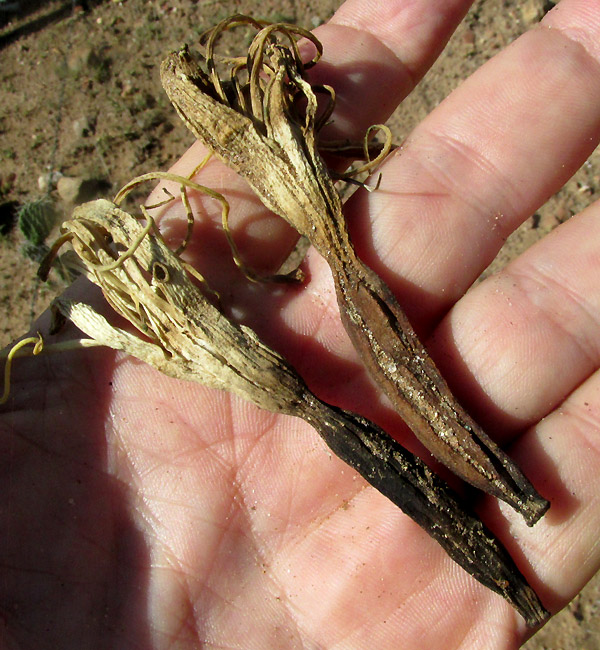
<box><xmin>160</xmin><ymin>15</ymin><xmax>549</xmax><ymax>526</ymax></box>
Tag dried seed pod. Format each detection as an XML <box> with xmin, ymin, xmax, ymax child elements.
<box><xmin>160</xmin><ymin>16</ymin><xmax>549</xmax><ymax>525</ymax></box>
<box><xmin>32</xmin><ymin>174</ymin><xmax>547</xmax><ymax>625</ymax></box>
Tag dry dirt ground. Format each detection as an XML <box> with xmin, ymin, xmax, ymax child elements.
<box><xmin>0</xmin><ymin>0</ymin><xmax>599</xmax><ymax>648</ymax></box>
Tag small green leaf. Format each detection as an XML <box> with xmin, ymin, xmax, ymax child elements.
<box><xmin>18</xmin><ymin>200</ymin><xmax>56</xmax><ymax>246</ymax></box>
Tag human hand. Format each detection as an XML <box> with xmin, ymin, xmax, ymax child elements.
<box><xmin>2</xmin><ymin>0</ymin><xmax>600</xmax><ymax>647</ymax></box>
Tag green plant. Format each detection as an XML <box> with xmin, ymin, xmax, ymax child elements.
<box><xmin>18</xmin><ymin>199</ymin><xmax>56</xmax><ymax>247</ymax></box>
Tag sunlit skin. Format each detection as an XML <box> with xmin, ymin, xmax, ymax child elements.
<box><xmin>2</xmin><ymin>0</ymin><xmax>600</xmax><ymax>647</ymax></box>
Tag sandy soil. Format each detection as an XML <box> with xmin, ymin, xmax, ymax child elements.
<box><xmin>0</xmin><ymin>0</ymin><xmax>599</xmax><ymax>647</ymax></box>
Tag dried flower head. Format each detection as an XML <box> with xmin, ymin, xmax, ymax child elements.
<box><xmin>160</xmin><ymin>15</ymin><xmax>549</xmax><ymax>525</ymax></box>
<box><xmin>11</xmin><ymin>171</ymin><xmax>547</xmax><ymax>626</ymax></box>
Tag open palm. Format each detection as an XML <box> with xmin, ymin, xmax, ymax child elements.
<box><xmin>2</xmin><ymin>0</ymin><xmax>600</xmax><ymax>647</ymax></box>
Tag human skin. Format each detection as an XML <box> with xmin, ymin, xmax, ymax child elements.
<box><xmin>2</xmin><ymin>0</ymin><xmax>600</xmax><ymax>648</ymax></box>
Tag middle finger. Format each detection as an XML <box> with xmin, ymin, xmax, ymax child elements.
<box><xmin>345</xmin><ymin>0</ymin><xmax>600</xmax><ymax>331</ymax></box>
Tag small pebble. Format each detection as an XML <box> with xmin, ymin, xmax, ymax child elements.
<box><xmin>57</xmin><ymin>176</ymin><xmax>85</xmax><ymax>203</ymax></box>
<box><xmin>37</xmin><ymin>171</ymin><xmax>63</xmax><ymax>193</ymax></box>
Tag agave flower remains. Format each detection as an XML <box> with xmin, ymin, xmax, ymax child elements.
<box><xmin>160</xmin><ymin>16</ymin><xmax>549</xmax><ymax>525</ymax></box>
<box><xmin>4</xmin><ymin>172</ymin><xmax>547</xmax><ymax>625</ymax></box>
